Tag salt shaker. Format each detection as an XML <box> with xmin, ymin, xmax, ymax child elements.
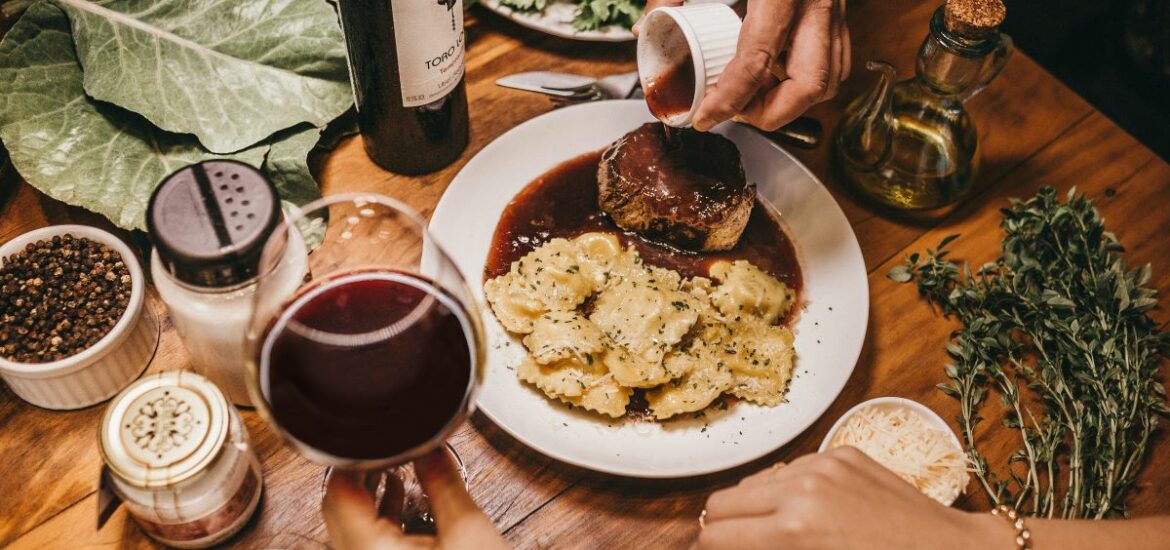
<box><xmin>147</xmin><ymin>160</ymin><xmax>307</xmax><ymax>406</ymax></box>
<box><xmin>99</xmin><ymin>370</ymin><xmax>263</xmax><ymax>548</ymax></box>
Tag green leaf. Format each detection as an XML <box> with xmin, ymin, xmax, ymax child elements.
<box><xmin>262</xmin><ymin>123</ymin><xmax>323</xmax><ymax>208</ymax></box>
<box><xmin>937</xmin><ymin>233</ymin><xmax>960</xmax><ymax>249</ymax></box>
<box><xmin>0</xmin><ymin>1</ymin><xmax>267</xmax><ymax>229</ymax></box>
<box><xmin>571</xmin><ymin>0</ymin><xmax>643</xmax><ymax>30</ymax></box>
<box><xmin>1137</xmin><ymin>264</ymin><xmax>1153</xmax><ymax>286</ymax></box>
<box><xmin>937</xmin><ymin>382</ymin><xmax>961</xmax><ymax>398</ymax></box>
<box><xmin>495</xmin><ymin>0</ymin><xmax>548</xmax><ymax>11</ymax></box>
<box><xmin>54</xmin><ymin>0</ymin><xmax>352</xmax><ymax>154</ymax></box>
<box><xmin>887</xmin><ymin>264</ymin><xmax>913</xmax><ymax>283</ymax></box>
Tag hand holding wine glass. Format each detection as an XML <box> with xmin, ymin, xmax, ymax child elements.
<box><xmin>246</xmin><ymin>193</ymin><xmax>486</xmax><ymax>531</ymax></box>
<box><xmin>323</xmin><ymin>449</ymin><xmax>508</xmax><ymax>550</ymax></box>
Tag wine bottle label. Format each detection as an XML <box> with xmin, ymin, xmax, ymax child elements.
<box><xmin>391</xmin><ymin>0</ymin><xmax>466</xmax><ymax>108</ymax></box>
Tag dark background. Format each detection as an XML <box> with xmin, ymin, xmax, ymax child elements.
<box><xmin>1003</xmin><ymin>0</ymin><xmax>1170</xmax><ymax>161</ymax></box>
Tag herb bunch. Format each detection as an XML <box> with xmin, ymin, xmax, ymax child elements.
<box><xmin>889</xmin><ymin>187</ymin><xmax>1170</xmax><ymax>519</ymax></box>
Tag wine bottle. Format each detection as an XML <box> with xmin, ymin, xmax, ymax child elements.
<box><xmin>336</xmin><ymin>0</ymin><xmax>470</xmax><ymax>175</ymax></box>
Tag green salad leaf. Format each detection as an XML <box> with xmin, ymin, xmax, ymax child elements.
<box><xmin>495</xmin><ymin>0</ymin><xmax>643</xmax><ymax>32</ymax></box>
<box><xmin>55</xmin><ymin>0</ymin><xmax>352</xmax><ymax>154</ymax></box>
<box><xmin>572</xmin><ymin>0</ymin><xmax>642</xmax><ymax>31</ymax></box>
<box><xmin>496</xmin><ymin>0</ymin><xmax>549</xmax><ymax>11</ymax></box>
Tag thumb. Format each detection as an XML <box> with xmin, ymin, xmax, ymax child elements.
<box><xmin>632</xmin><ymin>0</ymin><xmax>685</xmax><ymax>35</ymax></box>
<box><xmin>414</xmin><ymin>450</ymin><xmax>500</xmax><ymax>544</ymax></box>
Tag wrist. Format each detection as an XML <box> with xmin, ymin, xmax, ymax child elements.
<box><xmin>955</xmin><ymin>510</ymin><xmax>1017</xmax><ymax>550</ymax></box>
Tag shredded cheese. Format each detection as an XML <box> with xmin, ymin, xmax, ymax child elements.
<box><xmin>829</xmin><ymin>405</ymin><xmax>969</xmax><ymax>505</ymax></box>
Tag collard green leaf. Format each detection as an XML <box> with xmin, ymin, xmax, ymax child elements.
<box><xmin>263</xmin><ymin>123</ymin><xmax>323</xmax><ymax>208</ymax></box>
<box><xmin>0</xmin><ymin>1</ymin><xmax>267</xmax><ymax>229</ymax></box>
<box><xmin>54</xmin><ymin>0</ymin><xmax>352</xmax><ymax>154</ymax></box>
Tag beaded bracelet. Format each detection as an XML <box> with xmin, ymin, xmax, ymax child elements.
<box><xmin>991</xmin><ymin>504</ymin><xmax>1032</xmax><ymax>549</ymax></box>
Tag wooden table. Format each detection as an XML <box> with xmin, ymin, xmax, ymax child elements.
<box><xmin>3</xmin><ymin>1</ymin><xmax>1169</xmax><ymax>547</ymax></box>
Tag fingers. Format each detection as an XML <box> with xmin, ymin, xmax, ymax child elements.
<box><xmin>702</xmin><ymin>449</ymin><xmax>877</xmax><ymax>523</ymax></box>
<box><xmin>323</xmin><ymin>470</ymin><xmax>403</xmax><ymax>550</ymax></box>
<box><xmin>737</xmin><ymin>0</ymin><xmax>835</xmax><ymax>130</ymax></box>
<box><xmin>631</xmin><ymin>0</ymin><xmax>685</xmax><ymax>36</ymax></box>
<box><xmin>827</xmin><ymin>0</ymin><xmax>843</xmax><ymax>99</ymax></box>
<box><xmin>825</xmin><ymin>445</ymin><xmax>932</xmax><ymax>498</ymax></box>
<box><xmin>695</xmin><ymin>516</ymin><xmax>781</xmax><ymax>550</ymax></box>
<box><xmin>839</xmin><ymin>0</ymin><xmax>852</xmax><ymax>79</ymax></box>
<box><xmin>380</xmin><ymin>471</ymin><xmax>406</xmax><ymax>521</ymax></box>
<box><xmin>415</xmin><ymin>449</ymin><xmax>499</xmax><ymax>542</ymax></box>
<box><xmin>693</xmin><ymin>0</ymin><xmax>801</xmax><ymax>131</ymax></box>
<box><xmin>704</xmin><ymin>484</ymin><xmax>780</xmax><ymax>521</ymax></box>
<box><xmin>736</xmin><ymin>462</ymin><xmax>787</xmax><ymax>487</ymax></box>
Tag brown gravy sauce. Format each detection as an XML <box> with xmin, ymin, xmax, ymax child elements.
<box><xmin>484</xmin><ymin>150</ymin><xmax>803</xmax><ymax>293</ymax></box>
<box><xmin>645</xmin><ymin>56</ymin><xmax>696</xmax><ymax>120</ymax></box>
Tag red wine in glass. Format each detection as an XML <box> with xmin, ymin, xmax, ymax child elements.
<box><xmin>259</xmin><ymin>269</ymin><xmax>476</xmax><ymax>463</ymax></box>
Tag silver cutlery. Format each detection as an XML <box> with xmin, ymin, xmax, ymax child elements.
<box><xmin>496</xmin><ymin>71</ymin><xmax>642</xmax><ymax>101</ymax></box>
<box><xmin>496</xmin><ymin>71</ymin><xmax>822</xmax><ymax>149</ymax></box>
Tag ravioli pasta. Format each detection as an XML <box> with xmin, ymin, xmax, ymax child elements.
<box><xmin>485</xmin><ymin>232</ymin><xmax>798</xmax><ymax>419</ymax></box>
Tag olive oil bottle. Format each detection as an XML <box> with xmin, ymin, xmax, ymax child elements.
<box><xmin>834</xmin><ymin>0</ymin><xmax>1012</xmax><ymax>210</ymax></box>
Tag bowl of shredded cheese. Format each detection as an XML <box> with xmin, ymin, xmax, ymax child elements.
<box><xmin>819</xmin><ymin>397</ymin><xmax>969</xmax><ymax>506</ymax></box>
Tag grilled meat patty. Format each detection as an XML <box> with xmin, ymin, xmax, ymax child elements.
<box><xmin>598</xmin><ymin>123</ymin><xmax>754</xmax><ymax>252</ymax></box>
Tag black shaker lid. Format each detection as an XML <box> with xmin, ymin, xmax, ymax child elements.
<box><xmin>147</xmin><ymin>160</ymin><xmax>282</xmax><ymax>288</ymax></box>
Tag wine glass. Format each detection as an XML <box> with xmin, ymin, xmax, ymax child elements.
<box><xmin>244</xmin><ymin>193</ymin><xmax>485</xmax><ymax>530</ymax></box>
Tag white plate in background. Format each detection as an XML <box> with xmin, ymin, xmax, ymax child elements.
<box><xmin>477</xmin><ymin>0</ymin><xmax>737</xmax><ymax>43</ymax></box>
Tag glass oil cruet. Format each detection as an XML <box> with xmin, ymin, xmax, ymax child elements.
<box><xmin>834</xmin><ymin>0</ymin><xmax>1013</xmax><ymax>210</ymax></box>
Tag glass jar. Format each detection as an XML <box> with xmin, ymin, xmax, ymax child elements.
<box><xmin>834</xmin><ymin>3</ymin><xmax>1013</xmax><ymax>210</ymax></box>
<box><xmin>150</xmin><ymin>227</ymin><xmax>307</xmax><ymax>407</ymax></box>
<box><xmin>99</xmin><ymin>371</ymin><xmax>263</xmax><ymax>548</ymax></box>
<box><xmin>148</xmin><ymin>160</ymin><xmax>308</xmax><ymax>406</ymax></box>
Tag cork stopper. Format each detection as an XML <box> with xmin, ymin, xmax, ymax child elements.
<box><xmin>944</xmin><ymin>0</ymin><xmax>1006</xmax><ymax>38</ymax></box>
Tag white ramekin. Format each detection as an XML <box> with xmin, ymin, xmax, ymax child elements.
<box><xmin>0</xmin><ymin>225</ymin><xmax>159</xmax><ymax>410</ymax></box>
<box><xmin>819</xmin><ymin>396</ymin><xmax>965</xmax><ymax>506</ymax></box>
<box><xmin>637</xmin><ymin>3</ymin><xmax>742</xmax><ymax>127</ymax></box>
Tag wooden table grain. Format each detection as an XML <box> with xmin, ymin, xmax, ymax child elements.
<box><xmin>3</xmin><ymin>1</ymin><xmax>1169</xmax><ymax>548</ymax></box>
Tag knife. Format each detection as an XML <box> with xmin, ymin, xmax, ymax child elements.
<box><xmin>497</xmin><ymin>71</ymin><xmax>822</xmax><ymax>148</ymax></box>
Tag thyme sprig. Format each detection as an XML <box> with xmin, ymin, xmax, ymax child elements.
<box><xmin>889</xmin><ymin>187</ymin><xmax>1170</xmax><ymax>519</ymax></box>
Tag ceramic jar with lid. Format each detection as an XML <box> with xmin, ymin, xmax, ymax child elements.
<box><xmin>99</xmin><ymin>370</ymin><xmax>262</xmax><ymax>548</ymax></box>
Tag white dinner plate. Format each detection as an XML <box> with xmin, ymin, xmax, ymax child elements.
<box><xmin>430</xmin><ymin>100</ymin><xmax>868</xmax><ymax>478</ymax></box>
<box><xmin>477</xmin><ymin>0</ymin><xmax>737</xmax><ymax>43</ymax></box>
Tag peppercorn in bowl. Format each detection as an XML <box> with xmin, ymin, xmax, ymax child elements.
<box><xmin>0</xmin><ymin>225</ymin><xmax>159</xmax><ymax>409</ymax></box>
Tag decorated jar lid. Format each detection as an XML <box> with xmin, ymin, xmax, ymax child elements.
<box><xmin>99</xmin><ymin>371</ymin><xmax>230</xmax><ymax>489</ymax></box>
